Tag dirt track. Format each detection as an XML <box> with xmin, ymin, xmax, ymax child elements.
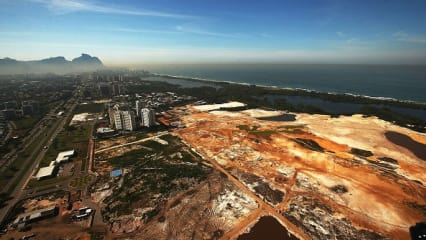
<box><xmin>174</xmin><ymin>106</ymin><xmax>426</xmax><ymax>239</ymax></box>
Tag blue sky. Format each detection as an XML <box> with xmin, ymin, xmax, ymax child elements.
<box><xmin>1</xmin><ymin>0</ymin><xmax>426</xmax><ymax>65</ymax></box>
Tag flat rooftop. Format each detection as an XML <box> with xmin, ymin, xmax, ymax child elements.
<box><xmin>35</xmin><ymin>165</ymin><xmax>56</xmax><ymax>179</ymax></box>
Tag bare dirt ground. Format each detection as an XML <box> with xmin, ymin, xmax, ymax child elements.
<box><xmin>15</xmin><ymin>104</ymin><xmax>424</xmax><ymax>239</ymax></box>
<box><xmin>173</xmin><ymin>105</ymin><xmax>426</xmax><ymax>239</ymax></box>
<box><xmin>3</xmin><ymin>193</ymin><xmax>96</xmax><ymax>240</ymax></box>
<box><xmin>130</xmin><ymin>172</ymin><xmax>258</xmax><ymax>240</ymax></box>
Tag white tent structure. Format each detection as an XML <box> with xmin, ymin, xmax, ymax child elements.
<box><xmin>35</xmin><ymin>165</ymin><xmax>56</xmax><ymax>180</ymax></box>
<box><xmin>55</xmin><ymin>150</ymin><xmax>75</xmax><ymax>164</ymax></box>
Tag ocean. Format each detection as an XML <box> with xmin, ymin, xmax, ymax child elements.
<box><xmin>141</xmin><ymin>64</ymin><xmax>426</xmax><ymax>103</ymax></box>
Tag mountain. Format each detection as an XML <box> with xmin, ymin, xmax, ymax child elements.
<box><xmin>72</xmin><ymin>53</ymin><xmax>103</xmax><ymax>65</ymax></box>
<box><xmin>39</xmin><ymin>56</ymin><xmax>68</xmax><ymax>64</ymax></box>
<box><xmin>0</xmin><ymin>54</ymin><xmax>104</xmax><ymax>74</ymax></box>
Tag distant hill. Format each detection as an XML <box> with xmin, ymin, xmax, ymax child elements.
<box><xmin>0</xmin><ymin>54</ymin><xmax>104</xmax><ymax>74</ymax></box>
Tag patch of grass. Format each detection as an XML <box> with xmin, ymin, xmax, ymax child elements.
<box><xmin>13</xmin><ymin>115</ymin><xmax>42</xmax><ymax>130</ymax></box>
<box><xmin>74</xmin><ymin>103</ymin><xmax>104</xmax><ymax>114</ymax></box>
<box><xmin>250</xmin><ymin>130</ymin><xmax>277</xmax><ymax>137</ymax></box>
<box><xmin>277</xmin><ymin>125</ymin><xmax>305</xmax><ymax>134</ymax></box>
<box><xmin>102</xmin><ymin>134</ymin><xmax>211</xmax><ymax>219</ymax></box>
<box><xmin>237</xmin><ymin>125</ymin><xmax>276</xmax><ymax>137</ymax></box>
<box><xmin>26</xmin><ymin>176</ymin><xmax>71</xmax><ymax>189</ymax></box>
<box><xmin>0</xmin><ymin>119</ymin><xmax>61</xmax><ymax>193</ymax></box>
<box><xmin>69</xmin><ymin>175</ymin><xmax>93</xmax><ymax>188</ymax></box>
<box><xmin>41</xmin><ymin>124</ymin><xmax>92</xmax><ymax>167</ymax></box>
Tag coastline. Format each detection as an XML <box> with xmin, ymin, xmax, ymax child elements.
<box><xmin>151</xmin><ymin>72</ymin><xmax>426</xmax><ymax>106</ymax></box>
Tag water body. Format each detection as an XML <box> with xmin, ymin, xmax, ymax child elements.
<box><xmin>385</xmin><ymin>131</ymin><xmax>426</xmax><ymax>161</ymax></box>
<box><xmin>261</xmin><ymin>95</ymin><xmax>426</xmax><ymax>121</ymax></box>
<box><xmin>141</xmin><ymin>75</ymin><xmax>220</xmax><ymax>89</ymax></box>
<box><xmin>143</xmin><ymin>64</ymin><xmax>426</xmax><ymax>103</ymax></box>
<box><xmin>237</xmin><ymin>216</ymin><xmax>299</xmax><ymax>240</ymax></box>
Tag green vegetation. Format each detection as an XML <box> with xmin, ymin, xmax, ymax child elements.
<box><xmin>0</xmin><ymin>117</ymin><xmax>63</xmax><ymax>193</ymax></box>
<box><xmin>102</xmin><ymin>134</ymin><xmax>211</xmax><ymax>221</ymax></box>
<box><xmin>12</xmin><ymin>115</ymin><xmax>42</xmax><ymax>130</ymax></box>
<box><xmin>237</xmin><ymin>125</ymin><xmax>276</xmax><ymax>137</ymax></box>
<box><xmin>74</xmin><ymin>102</ymin><xmax>105</xmax><ymax>114</ymax></box>
<box><xmin>69</xmin><ymin>175</ymin><xmax>93</xmax><ymax>188</ymax></box>
<box><xmin>277</xmin><ymin>125</ymin><xmax>305</xmax><ymax>134</ymax></box>
<box><xmin>359</xmin><ymin>106</ymin><xmax>425</xmax><ymax>132</ymax></box>
<box><xmin>125</xmin><ymin>77</ymin><xmax>426</xmax><ymax>133</ymax></box>
<box><xmin>26</xmin><ymin>176</ymin><xmax>70</xmax><ymax>189</ymax></box>
<box><xmin>41</xmin><ymin>124</ymin><xmax>92</xmax><ymax>168</ymax></box>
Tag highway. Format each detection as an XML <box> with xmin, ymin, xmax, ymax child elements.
<box><xmin>0</xmin><ymin>93</ymin><xmax>79</xmax><ymax>225</ymax></box>
<box><xmin>0</xmin><ymin>102</ymin><xmax>63</xmax><ymax>169</ymax></box>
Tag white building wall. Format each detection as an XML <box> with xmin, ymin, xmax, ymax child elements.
<box><xmin>113</xmin><ymin>111</ymin><xmax>123</xmax><ymax>130</ymax></box>
<box><xmin>122</xmin><ymin>111</ymin><xmax>136</xmax><ymax>131</ymax></box>
<box><xmin>140</xmin><ymin>108</ymin><xmax>155</xmax><ymax>127</ymax></box>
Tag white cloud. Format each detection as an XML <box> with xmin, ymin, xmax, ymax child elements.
<box><xmin>336</xmin><ymin>31</ymin><xmax>345</xmax><ymax>37</ymax></box>
<box><xmin>31</xmin><ymin>0</ymin><xmax>195</xmax><ymax>18</ymax></box>
<box><xmin>260</xmin><ymin>33</ymin><xmax>272</xmax><ymax>38</ymax></box>
<box><xmin>393</xmin><ymin>31</ymin><xmax>426</xmax><ymax>43</ymax></box>
<box><xmin>109</xmin><ymin>28</ymin><xmax>178</xmax><ymax>34</ymax></box>
<box><xmin>175</xmin><ymin>25</ymin><xmax>239</xmax><ymax>38</ymax></box>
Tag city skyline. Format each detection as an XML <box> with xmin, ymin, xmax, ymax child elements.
<box><xmin>1</xmin><ymin>0</ymin><xmax>426</xmax><ymax>65</ymax></box>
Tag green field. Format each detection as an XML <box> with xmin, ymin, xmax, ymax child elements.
<box><xmin>26</xmin><ymin>176</ymin><xmax>70</xmax><ymax>189</ymax></box>
<box><xmin>41</xmin><ymin>124</ymin><xmax>93</xmax><ymax>168</ymax></box>
<box><xmin>0</xmin><ymin>118</ymin><xmax>62</xmax><ymax>193</ymax></box>
<box><xmin>74</xmin><ymin>103</ymin><xmax>105</xmax><ymax>114</ymax></box>
<box><xmin>12</xmin><ymin>115</ymin><xmax>42</xmax><ymax>130</ymax></box>
<box><xmin>101</xmin><ymin>134</ymin><xmax>212</xmax><ymax>220</ymax></box>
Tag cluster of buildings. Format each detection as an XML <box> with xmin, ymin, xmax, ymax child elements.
<box><xmin>135</xmin><ymin>92</ymin><xmax>194</xmax><ymax>109</ymax></box>
<box><xmin>108</xmin><ymin>103</ymin><xmax>156</xmax><ymax>132</ymax></box>
<box><xmin>96</xmin><ymin>75</ymin><xmax>126</xmax><ymax>97</ymax></box>
<box><xmin>0</xmin><ymin>100</ymin><xmax>40</xmax><ymax>120</ymax></box>
<box><xmin>12</xmin><ymin>205</ymin><xmax>58</xmax><ymax>227</ymax></box>
<box><xmin>35</xmin><ymin>150</ymin><xmax>75</xmax><ymax>180</ymax></box>
<box><xmin>100</xmin><ymin>92</ymin><xmax>195</xmax><ymax>133</ymax></box>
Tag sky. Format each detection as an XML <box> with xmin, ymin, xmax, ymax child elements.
<box><xmin>0</xmin><ymin>0</ymin><xmax>426</xmax><ymax>65</ymax></box>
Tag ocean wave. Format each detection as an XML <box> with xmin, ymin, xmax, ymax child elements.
<box><xmin>150</xmin><ymin>72</ymin><xmax>425</xmax><ymax>105</ymax></box>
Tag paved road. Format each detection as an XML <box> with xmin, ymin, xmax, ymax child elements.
<box><xmin>0</xmin><ymin>102</ymin><xmax>63</xmax><ymax>169</ymax></box>
<box><xmin>0</xmin><ymin>96</ymin><xmax>78</xmax><ymax>225</ymax></box>
<box><xmin>95</xmin><ymin>131</ymin><xmax>169</xmax><ymax>154</ymax></box>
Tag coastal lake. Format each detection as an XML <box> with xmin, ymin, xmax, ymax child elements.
<box><xmin>261</xmin><ymin>95</ymin><xmax>426</xmax><ymax>121</ymax></box>
<box><xmin>237</xmin><ymin>216</ymin><xmax>299</xmax><ymax>240</ymax></box>
<box><xmin>140</xmin><ymin>75</ymin><xmax>426</xmax><ymax>123</ymax></box>
<box><xmin>385</xmin><ymin>131</ymin><xmax>426</xmax><ymax>161</ymax></box>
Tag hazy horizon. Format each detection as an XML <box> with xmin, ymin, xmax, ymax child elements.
<box><xmin>1</xmin><ymin>1</ymin><xmax>426</xmax><ymax>65</ymax></box>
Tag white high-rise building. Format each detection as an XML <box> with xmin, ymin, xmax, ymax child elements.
<box><xmin>113</xmin><ymin>111</ymin><xmax>123</xmax><ymax>129</ymax></box>
<box><xmin>122</xmin><ymin>111</ymin><xmax>136</xmax><ymax>131</ymax></box>
<box><xmin>140</xmin><ymin>108</ymin><xmax>156</xmax><ymax>127</ymax></box>
<box><xmin>113</xmin><ymin>110</ymin><xmax>136</xmax><ymax>131</ymax></box>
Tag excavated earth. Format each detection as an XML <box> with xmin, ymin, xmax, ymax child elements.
<box><xmin>171</xmin><ymin>105</ymin><xmax>426</xmax><ymax>240</ymax></box>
